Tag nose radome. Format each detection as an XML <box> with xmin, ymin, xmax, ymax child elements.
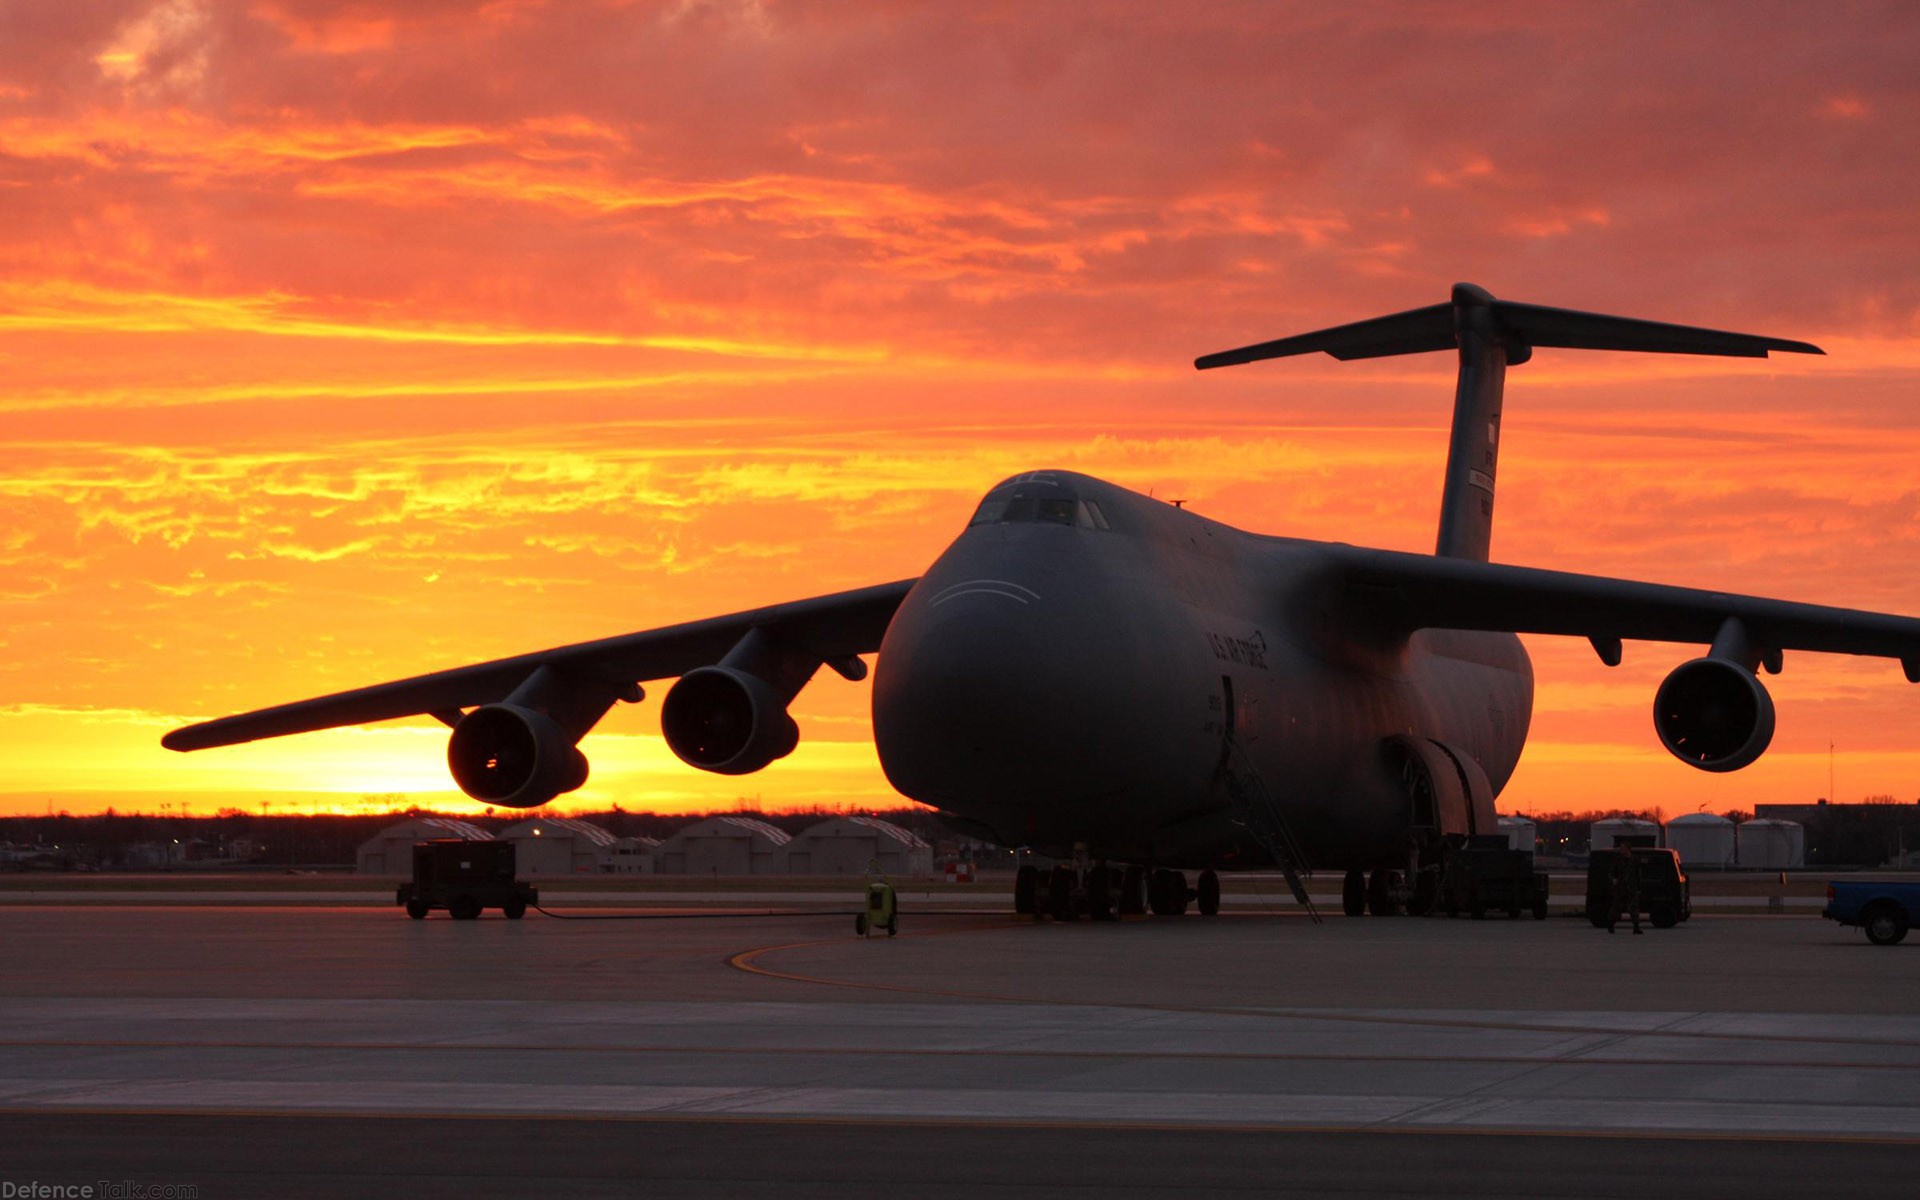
<box><xmin>874</xmin><ymin>586</ymin><xmax>1123</xmax><ymax>811</ymax></box>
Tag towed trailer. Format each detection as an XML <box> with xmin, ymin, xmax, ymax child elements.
<box><xmin>398</xmin><ymin>838</ymin><xmax>538</xmax><ymax>920</ymax></box>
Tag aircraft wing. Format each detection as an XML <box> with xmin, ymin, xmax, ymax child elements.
<box><xmin>163</xmin><ymin>578</ymin><xmax>917</xmax><ymax>751</ymax></box>
<box><xmin>1331</xmin><ymin>547</ymin><xmax>1920</xmax><ymax>675</ymax></box>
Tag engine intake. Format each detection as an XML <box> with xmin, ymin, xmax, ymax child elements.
<box><xmin>1653</xmin><ymin>657</ymin><xmax>1775</xmax><ymax>772</ymax></box>
<box><xmin>661</xmin><ymin>666</ymin><xmax>799</xmax><ymax>775</ymax></box>
<box><xmin>447</xmin><ymin>704</ymin><xmax>590</xmax><ymax>808</ymax></box>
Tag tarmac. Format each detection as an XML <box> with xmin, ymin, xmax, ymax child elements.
<box><xmin>2</xmin><ymin>896</ymin><xmax>1918</xmax><ymax>1197</ymax></box>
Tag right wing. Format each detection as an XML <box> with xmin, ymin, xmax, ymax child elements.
<box><xmin>163</xmin><ymin>578</ymin><xmax>917</xmax><ymax>751</ymax></box>
<box><xmin>1328</xmin><ymin>546</ymin><xmax>1920</xmax><ymax>672</ymax></box>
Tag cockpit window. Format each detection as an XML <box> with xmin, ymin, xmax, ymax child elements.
<box><xmin>968</xmin><ymin>482</ymin><xmax>1109</xmax><ymax>530</ymax></box>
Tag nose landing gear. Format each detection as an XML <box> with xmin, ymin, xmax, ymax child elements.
<box><xmin>1196</xmin><ymin>869</ymin><xmax>1221</xmax><ymax>916</ymax></box>
<box><xmin>1011</xmin><ymin>862</ymin><xmax>1212</xmax><ymax>921</ymax></box>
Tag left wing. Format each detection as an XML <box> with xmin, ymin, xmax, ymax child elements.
<box><xmin>1329</xmin><ymin>546</ymin><xmax>1920</xmax><ymax>675</ymax></box>
<box><xmin>164</xmin><ymin>578</ymin><xmax>917</xmax><ymax>751</ymax></box>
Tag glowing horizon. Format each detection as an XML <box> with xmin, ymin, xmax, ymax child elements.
<box><xmin>4</xmin><ymin>3</ymin><xmax>1919</xmax><ymax>820</ymax></box>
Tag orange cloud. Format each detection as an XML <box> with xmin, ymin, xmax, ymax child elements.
<box><xmin>2</xmin><ymin>3</ymin><xmax>1918</xmax><ymax>819</ymax></box>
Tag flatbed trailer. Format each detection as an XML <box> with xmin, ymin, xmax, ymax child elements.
<box><xmin>396</xmin><ymin>838</ymin><xmax>538</xmax><ymax>920</ymax></box>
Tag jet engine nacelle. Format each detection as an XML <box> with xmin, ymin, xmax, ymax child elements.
<box><xmin>1653</xmin><ymin>656</ymin><xmax>1775</xmax><ymax>772</ymax></box>
<box><xmin>446</xmin><ymin>703</ymin><xmax>590</xmax><ymax>808</ymax></box>
<box><xmin>660</xmin><ymin>666</ymin><xmax>800</xmax><ymax>775</ymax></box>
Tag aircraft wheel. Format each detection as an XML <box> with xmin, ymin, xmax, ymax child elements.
<box><xmin>1086</xmin><ymin>865</ymin><xmax>1116</xmax><ymax>922</ymax></box>
<box><xmin>1119</xmin><ymin>866</ymin><xmax>1148</xmax><ymax>915</ymax></box>
<box><xmin>1366</xmin><ymin>870</ymin><xmax>1400</xmax><ymax>918</ymax></box>
<box><xmin>448</xmin><ymin>895</ymin><xmax>481</xmax><ymax>921</ymax></box>
<box><xmin>1197</xmin><ymin>869</ymin><xmax>1221</xmax><ymax>917</ymax></box>
<box><xmin>1166</xmin><ymin>870</ymin><xmax>1191</xmax><ymax>916</ymax></box>
<box><xmin>405</xmin><ymin>899</ymin><xmax>429</xmax><ymax>920</ymax></box>
<box><xmin>1342</xmin><ymin>870</ymin><xmax>1366</xmax><ymax>917</ymax></box>
<box><xmin>1048</xmin><ymin>866</ymin><xmax>1077</xmax><ymax>921</ymax></box>
<box><xmin>1149</xmin><ymin>869</ymin><xmax>1188</xmax><ymax>917</ymax></box>
<box><xmin>1014</xmin><ymin>865</ymin><xmax>1039</xmax><ymax>915</ymax></box>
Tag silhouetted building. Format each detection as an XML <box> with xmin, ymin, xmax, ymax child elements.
<box><xmin>607</xmin><ymin>836</ymin><xmax>658</xmax><ymax>874</ymax></box>
<box><xmin>499</xmin><ymin>817</ymin><xmax>616</xmax><ymax>876</ymax></box>
<box><xmin>356</xmin><ymin>818</ymin><xmax>490</xmax><ymax>875</ymax></box>
<box><xmin>654</xmin><ymin>816</ymin><xmax>792</xmax><ymax>875</ymax></box>
<box><xmin>785</xmin><ymin>816</ymin><xmax>932</xmax><ymax>877</ymax></box>
<box><xmin>1756</xmin><ymin>802</ymin><xmax>1920</xmax><ymax>866</ymax></box>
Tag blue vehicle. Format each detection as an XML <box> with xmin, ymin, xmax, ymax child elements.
<box><xmin>1823</xmin><ymin>880</ymin><xmax>1920</xmax><ymax>945</ymax></box>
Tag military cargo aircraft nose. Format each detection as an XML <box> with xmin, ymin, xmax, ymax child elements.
<box><xmin>873</xmin><ymin>580</ymin><xmax>1097</xmax><ymax>810</ymax></box>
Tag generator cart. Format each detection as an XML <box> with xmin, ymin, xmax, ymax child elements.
<box><xmin>397</xmin><ymin>838</ymin><xmax>538</xmax><ymax>920</ymax></box>
<box><xmin>1439</xmin><ymin>834</ymin><xmax>1549</xmax><ymax>919</ymax></box>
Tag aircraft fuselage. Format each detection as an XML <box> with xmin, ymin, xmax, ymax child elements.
<box><xmin>873</xmin><ymin>470</ymin><xmax>1533</xmax><ymax>869</ymax></box>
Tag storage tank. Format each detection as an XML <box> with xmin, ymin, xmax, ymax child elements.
<box><xmin>1496</xmin><ymin>816</ymin><xmax>1537</xmax><ymax>855</ymax></box>
<box><xmin>1665</xmin><ymin>812</ymin><xmax>1736</xmax><ymax>868</ymax></box>
<box><xmin>1590</xmin><ymin>817</ymin><xmax>1662</xmax><ymax>852</ymax></box>
<box><xmin>1737</xmin><ymin>819</ymin><xmax>1806</xmax><ymax>869</ymax></box>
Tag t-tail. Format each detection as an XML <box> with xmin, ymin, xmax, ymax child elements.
<box><xmin>1195</xmin><ymin>283</ymin><xmax>1822</xmax><ymax>562</ymax></box>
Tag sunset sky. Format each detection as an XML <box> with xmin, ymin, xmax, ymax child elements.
<box><xmin>3</xmin><ymin>1</ymin><xmax>1919</xmax><ymax>819</ymax></box>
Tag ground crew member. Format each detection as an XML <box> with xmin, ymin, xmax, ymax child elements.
<box><xmin>1624</xmin><ymin>854</ymin><xmax>1644</xmax><ymax>935</ymax></box>
<box><xmin>1604</xmin><ymin>856</ymin><xmax>1622</xmax><ymax>934</ymax></box>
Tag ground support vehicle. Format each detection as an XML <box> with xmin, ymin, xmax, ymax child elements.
<box><xmin>1824</xmin><ymin>880</ymin><xmax>1920</xmax><ymax>945</ymax></box>
<box><xmin>396</xmin><ymin>838</ymin><xmax>537</xmax><ymax>920</ymax></box>
<box><xmin>1439</xmin><ymin>835</ymin><xmax>1549</xmax><ymax>919</ymax></box>
<box><xmin>856</xmin><ymin>873</ymin><xmax>899</xmax><ymax>937</ymax></box>
<box><xmin>1586</xmin><ymin>847</ymin><xmax>1690</xmax><ymax>930</ymax></box>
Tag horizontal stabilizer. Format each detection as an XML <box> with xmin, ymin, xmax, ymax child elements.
<box><xmin>1195</xmin><ymin>285</ymin><xmax>1823</xmax><ymax>369</ymax></box>
<box><xmin>1195</xmin><ymin>303</ymin><xmax>1456</xmax><ymax>367</ymax></box>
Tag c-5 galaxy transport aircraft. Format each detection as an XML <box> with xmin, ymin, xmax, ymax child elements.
<box><xmin>167</xmin><ymin>284</ymin><xmax>1920</xmax><ymax>921</ymax></box>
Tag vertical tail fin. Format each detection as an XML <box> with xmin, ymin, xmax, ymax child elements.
<box><xmin>1194</xmin><ymin>284</ymin><xmax>1821</xmax><ymax>562</ymax></box>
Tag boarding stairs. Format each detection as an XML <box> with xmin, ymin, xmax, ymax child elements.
<box><xmin>1221</xmin><ymin>734</ymin><xmax>1322</xmax><ymax>924</ymax></box>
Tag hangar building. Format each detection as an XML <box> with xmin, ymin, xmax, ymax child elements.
<box><xmin>607</xmin><ymin>836</ymin><xmax>659</xmax><ymax>874</ymax></box>
<box><xmin>356</xmin><ymin>818</ymin><xmax>491</xmax><ymax>875</ymax></box>
<box><xmin>785</xmin><ymin>816</ymin><xmax>933</xmax><ymax>877</ymax></box>
<box><xmin>654</xmin><ymin>816</ymin><xmax>791</xmax><ymax>875</ymax></box>
<box><xmin>499</xmin><ymin>817</ymin><xmax>616</xmax><ymax>876</ymax></box>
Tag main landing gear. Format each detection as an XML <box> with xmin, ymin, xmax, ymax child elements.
<box><xmin>1343</xmin><ymin>867</ymin><xmax>1426</xmax><ymax>917</ymax></box>
<box><xmin>1017</xmin><ymin>863</ymin><xmax>1209</xmax><ymax>921</ymax></box>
